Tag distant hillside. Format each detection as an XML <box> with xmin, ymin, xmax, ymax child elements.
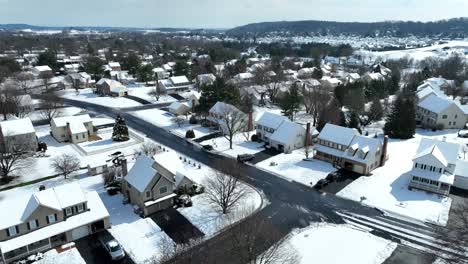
<box><xmin>0</xmin><ymin>24</ymin><xmax>224</xmax><ymax>33</ymax></box>
<box><xmin>227</xmin><ymin>18</ymin><xmax>468</xmax><ymax>37</ymax></box>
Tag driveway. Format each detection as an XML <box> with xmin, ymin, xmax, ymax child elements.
<box><xmin>318</xmin><ymin>169</ymin><xmax>362</xmax><ymax>194</ymax></box>
<box><xmin>383</xmin><ymin>245</ymin><xmax>435</xmax><ymax>264</ymax></box>
<box><xmin>75</xmin><ymin>231</ymin><xmax>134</xmax><ymax>264</ymax></box>
<box><xmin>252</xmin><ymin>147</ymin><xmax>281</xmax><ymax>164</ymax></box>
<box><xmin>150</xmin><ymin>208</ymin><xmax>204</xmax><ymax>244</ymax></box>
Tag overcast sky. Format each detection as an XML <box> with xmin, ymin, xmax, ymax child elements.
<box><xmin>1</xmin><ymin>0</ymin><xmax>467</xmax><ymax>29</ymax></box>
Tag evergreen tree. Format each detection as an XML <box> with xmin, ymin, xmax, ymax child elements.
<box><xmin>196</xmin><ymin>78</ymin><xmax>240</xmax><ymax>117</ymax></box>
<box><xmin>368</xmin><ymin>97</ymin><xmax>384</xmax><ymax>122</ymax></box>
<box><xmin>383</xmin><ymin>94</ymin><xmax>415</xmax><ymax>139</ymax></box>
<box><xmin>37</xmin><ymin>50</ymin><xmax>58</xmax><ymax>71</ymax></box>
<box><xmin>112</xmin><ymin>115</ymin><xmax>130</xmax><ymax>142</ymax></box>
<box><xmin>348</xmin><ymin>111</ymin><xmax>360</xmax><ymax>130</ymax></box>
<box><xmin>173</xmin><ymin>60</ymin><xmax>190</xmax><ymax>77</ymax></box>
<box><xmin>280</xmin><ymin>82</ymin><xmax>302</xmax><ymax>120</ymax></box>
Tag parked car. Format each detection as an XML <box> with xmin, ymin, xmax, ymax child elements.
<box><xmin>99</xmin><ymin>233</ymin><xmax>126</xmax><ymax>261</ymax></box>
<box><xmin>175</xmin><ymin>194</ymin><xmax>192</xmax><ymax>207</ymax></box>
<box><xmin>202</xmin><ymin>145</ymin><xmax>214</xmax><ymax>151</ymax></box>
<box><xmin>237</xmin><ymin>154</ymin><xmax>255</xmax><ymax>163</ymax></box>
<box><xmin>458</xmin><ymin>130</ymin><xmax>468</xmax><ymax>138</ymax></box>
<box><xmin>314</xmin><ymin>179</ymin><xmax>329</xmax><ymax>189</ymax></box>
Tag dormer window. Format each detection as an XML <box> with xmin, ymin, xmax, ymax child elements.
<box><xmin>65</xmin><ymin>207</ymin><xmax>73</xmax><ymax>216</ymax></box>
<box><xmin>7</xmin><ymin>226</ymin><xmax>18</xmax><ymax>237</ymax></box>
<box><xmin>47</xmin><ymin>214</ymin><xmax>57</xmax><ymax>224</ymax></box>
<box><xmin>77</xmin><ymin>204</ymin><xmax>84</xmax><ymax>213</ymax></box>
<box><xmin>28</xmin><ymin>219</ymin><xmax>39</xmax><ymax>230</ymax></box>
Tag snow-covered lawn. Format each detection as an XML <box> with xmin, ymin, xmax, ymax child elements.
<box><xmin>287</xmin><ymin>223</ymin><xmax>396</xmax><ymax>264</ymax></box>
<box><xmin>256</xmin><ymin>148</ymin><xmax>337</xmax><ymax>186</ymax></box>
<box><xmin>202</xmin><ymin>132</ymin><xmax>265</xmax><ymax>158</ymax></box>
<box><xmin>76</xmin><ymin>129</ymin><xmax>141</xmax><ymax>155</ymax></box>
<box><xmin>126</xmin><ymin>86</ymin><xmax>178</xmax><ymax>104</ymax></box>
<box><xmin>35</xmin><ymin>247</ymin><xmax>85</xmax><ymax>264</ymax></box>
<box><xmin>28</xmin><ymin>106</ymin><xmax>84</xmax><ymax>122</ymax></box>
<box><xmin>60</xmin><ymin>88</ymin><xmax>142</xmax><ymax>108</ymax></box>
<box><xmin>175</xmin><ymin>155</ymin><xmax>263</xmax><ymax>236</ymax></box>
<box><xmin>337</xmin><ymin>130</ymin><xmax>465</xmax><ymax>226</ymax></box>
<box><xmin>131</xmin><ymin>108</ymin><xmax>212</xmax><ymax>139</ymax></box>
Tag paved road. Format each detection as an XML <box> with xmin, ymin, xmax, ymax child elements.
<box><xmin>61</xmin><ymin>98</ymin><xmax>441</xmax><ymax>263</ymax></box>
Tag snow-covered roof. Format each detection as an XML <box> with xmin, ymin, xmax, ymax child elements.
<box><xmin>170</xmin><ymin>76</ymin><xmax>190</xmax><ymax>85</ymax></box>
<box><xmin>0</xmin><ymin>191</ymin><xmax>108</xmax><ymax>254</ymax></box>
<box><xmin>0</xmin><ymin>118</ymin><xmax>35</xmax><ymax>136</ymax></box>
<box><xmin>455</xmin><ymin>160</ymin><xmax>468</xmax><ymax>178</ymax></box>
<box><xmin>256</xmin><ymin>112</ymin><xmax>288</xmax><ymax>130</ymax></box>
<box><xmin>269</xmin><ymin>119</ymin><xmax>306</xmax><ymax>145</ymax></box>
<box><xmin>162</xmin><ymin>64</ymin><xmax>172</xmax><ymax>71</ymax></box>
<box><xmin>108</xmin><ymin>62</ymin><xmax>120</xmax><ymax>68</ymax></box>
<box><xmin>413</xmin><ymin>138</ymin><xmax>460</xmax><ymax>166</ymax></box>
<box><xmin>125</xmin><ymin>155</ymin><xmax>157</xmax><ymax>193</ymax></box>
<box><xmin>235</xmin><ymin>72</ymin><xmax>254</xmax><ymax>80</ymax></box>
<box><xmin>344</xmin><ymin>136</ymin><xmax>382</xmax><ymax>163</ymax></box>
<box><xmin>53</xmin><ymin>182</ymin><xmax>87</xmax><ymax>208</ymax></box>
<box><xmin>154</xmin><ymin>151</ymin><xmax>185</xmax><ymax>177</ymax></box>
<box><xmin>318</xmin><ymin>124</ymin><xmax>359</xmax><ymax>146</ymax></box>
<box><xmin>152</xmin><ymin>67</ymin><xmax>165</xmax><ymax>73</ymax></box>
<box><xmin>52</xmin><ymin>114</ymin><xmax>92</xmax><ymax>129</ymax></box>
<box><xmin>209</xmin><ymin>101</ymin><xmax>243</xmax><ymax>115</ymax></box>
<box><xmin>33</xmin><ymin>65</ymin><xmax>52</xmax><ymax>72</ymax></box>
<box><xmin>417</xmin><ymin>94</ymin><xmax>452</xmax><ymax>113</ymax></box>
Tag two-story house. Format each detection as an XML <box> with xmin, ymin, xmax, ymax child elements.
<box><xmin>207</xmin><ymin>102</ymin><xmax>249</xmax><ymax>135</ymax></box>
<box><xmin>416</xmin><ymin>94</ymin><xmax>467</xmax><ymax>129</ymax></box>
<box><xmin>408</xmin><ymin>138</ymin><xmax>461</xmax><ymax>196</ymax></box>
<box><xmin>0</xmin><ymin>183</ymin><xmax>110</xmax><ymax>263</ymax></box>
<box><xmin>51</xmin><ymin>114</ymin><xmax>94</xmax><ymax>144</ymax></box>
<box><xmin>314</xmin><ymin>124</ymin><xmax>388</xmax><ymax>175</ymax></box>
<box><xmin>158</xmin><ymin>76</ymin><xmax>192</xmax><ymax>94</ymax></box>
<box><xmin>0</xmin><ymin>118</ymin><xmax>37</xmax><ymax>153</ymax></box>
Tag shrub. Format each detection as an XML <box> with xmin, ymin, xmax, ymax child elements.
<box><xmin>186</xmin><ymin>129</ymin><xmax>195</xmax><ymax>138</ymax></box>
<box><xmin>189</xmin><ymin>115</ymin><xmax>198</xmax><ymax>124</ymax></box>
<box><xmin>251</xmin><ymin>134</ymin><xmax>259</xmax><ymax>142</ymax></box>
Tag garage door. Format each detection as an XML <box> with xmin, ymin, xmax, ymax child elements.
<box><xmin>454</xmin><ymin>176</ymin><xmax>468</xmax><ymax>189</ymax></box>
<box><xmin>71</xmin><ymin>225</ymin><xmax>90</xmax><ymax>240</ymax></box>
<box><xmin>353</xmin><ymin>164</ymin><xmax>365</xmax><ymax>174</ymax></box>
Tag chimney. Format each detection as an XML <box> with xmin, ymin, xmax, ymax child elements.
<box><xmin>120</xmin><ymin>157</ymin><xmax>128</xmax><ymax>176</ymax></box>
<box><xmin>305</xmin><ymin>122</ymin><xmax>311</xmax><ymax>147</ymax></box>
<box><xmin>192</xmin><ymin>99</ymin><xmax>196</xmax><ymax>112</ymax></box>
<box><xmin>380</xmin><ymin>135</ymin><xmax>389</xmax><ymax>167</ymax></box>
<box><xmin>39</xmin><ymin>185</ymin><xmax>46</xmax><ymax>191</ymax></box>
<box><xmin>248</xmin><ymin>112</ymin><xmax>254</xmax><ymax>131</ymax></box>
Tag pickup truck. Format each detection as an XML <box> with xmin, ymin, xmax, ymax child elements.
<box><xmin>99</xmin><ymin>232</ymin><xmax>126</xmax><ymax>261</ymax></box>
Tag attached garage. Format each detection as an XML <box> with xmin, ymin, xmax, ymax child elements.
<box><xmin>71</xmin><ymin>225</ymin><xmax>90</xmax><ymax>240</ymax></box>
<box><xmin>453</xmin><ymin>175</ymin><xmax>468</xmax><ymax>190</ymax></box>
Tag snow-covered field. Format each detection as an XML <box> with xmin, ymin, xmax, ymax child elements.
<box><xmin>256</xmin><ymin>148</ymin><xmax>337</xmax><ymax>187</ymax></box>
<box><xmin>337</xmin><ymin>129</ymin><xmax>468</xmax><ymax>226</ymax></box>
<box><xmin>287</xmin><ymin>223</ymin><xmax>396</xmax><ymax>264</ymax></box>
<box><xmin>76</xmin><ymin>129</ymin><xmax>141</xmax><ymax>155</ymax></box>
<box><xmin>131</xmin><ymin>108</ymin><xmax>212</xmax><ymax>139</ymax></box>
<box><xmin>60</xmin><ymin>88</ymin><xmax>142</xmax><ymax>108</ymax></box>
<box><xmin>35</xmin><ymin>247</ymin><xmax>85</xmax><ymax>264</ymax></box>
<box><xmin>202</xmin><ymin>132</ymin><xmax>265</xmax><ymax>158</ymax></box>
<box><xmin>126</xmin><ymin>86</ymin><xmax>178</xmax><ymax>104</ymax></box>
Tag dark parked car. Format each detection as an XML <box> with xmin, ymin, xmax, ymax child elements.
<box><xmin>237</xmin><ymin>154</ymin><xmax>255</xmax><ymax>163</ymax></box>
<box><xmin>314</xmin><ymin>179</ymin><xmax>329</xmax><ymax>189</ymax></box>
<box><xmin>202</xmin><ymin>145</ymin><xmax>214</xmax><ymax>151</ymax></box>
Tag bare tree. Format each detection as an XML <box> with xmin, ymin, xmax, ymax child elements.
<box><xmin>50</xmin><ymin>153</ymin><xmax>81</xmax><ymax>179</ymax></box>
<box><xmin>148</xmin><ymin>81</ymin><xmax>164</xmax><ymax>101</ymax></box>
<box><xmin>302</xmin><ymin>82</ymin><xmax>330</xmax><ymax>126</ymax></box>
<box><xmin>227</xmin><ymin>209</ymin><xmax>301</xmax><ymax>264</ymax></box>
<box><xmin>434</xmin><ymin>203</ymin><xmax>468</xmax><ymax>264</ymax></box>
<box><xmin>216</xmin><ymin>103</ymin><xmax>247</xmax><ymax>149</ymax></box>
<box><xmin>40</xmin><ymin>71</ymin><xmax>54</xmax><ymax>92</ymax></box>
<box><xmin>155</xmin><ymin>236</ymin><xmax>209</xmax><ymax>264</ymax></box>
<box><xmin>39</xmin><ymin>93</ymin><xmax>63</xmax><ymax>123</ymax></box>
<box><xmin>133</xmin><ymin>141</ymin><xmax>162</xmax><ymax>158</ymax></box>
<box><xmin>171</xmin><ymin>115</ymin><xmax>185</xmax><ymax>128</ymax></box>
<box><xmin>15</xmin><ymin>72</ymin><xmax>34</xmax><ymax>93</ymax></box>
<box><xmin>204</xmin><ymin>161</ymin><xmax>248</xmax><ymax>214</ymax></box>
<box><xmin>0</xmin><ymin>145</ymin><xmax>35</xmax><ymax>182</ymax></box>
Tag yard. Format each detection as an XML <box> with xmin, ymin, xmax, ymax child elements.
<box><xmin>256</xmin><ymin>148</ymin><xmax>337</xmax><ymax>186</ymax></box>
<box><xmin>76</xmin><ymin>128</ymin><xmax>142</xmax><ymax>155</ymax></box>
<box><xmin>126</xmin><ymin>85</ymin><xmax>178</xmax><ymax>104</ymax></box>
<box><xmin>201</xmin><ymin>131</ymin><xmax>265</xmax><ymax>158</ymax></box>
<box><xmin>337</xmin><ymin>129</ymin><xmax>467</xmax><ymax>226</ymax></box>
<box><xmin>59</xmin><ymin>88</ymin><xmax>142</xmax><ymax>108</ymax></box>
<box><xmin>35</xmin><ymin>247</ymin><xmax>85</xmax><ymax>264</ymax></box>
<box><xmin>284</xmin><ymin>223</ymin><xmax>397</xmax><ymax>264</ymax></box>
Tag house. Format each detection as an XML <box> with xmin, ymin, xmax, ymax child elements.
<box><xmin>255</xmin><ymin>112</ymin><xmax>316</xmax><ymax>153</ymax></box>
<box><xmin>168</xmin><ymin>102</ymin><xmax>191</xmax><ymax>116</ymax></box>
<box><xmin>158</xmin><ymin>76</ymin><xmax>191</xmax><ymax>94</ymax></box>
<box><xmin>51</xmin><ymin>114</ymin><xmax>94</xmax><ymax>144</ymax></box>
<box><xmin>31</xmin><ymin>65</ymin><xmax>53</xmax><ymax>77</ymax></box>
<box><xmin>0</xmin><ymin>118</ymin><xmax>37</xmax><ymax>153</ymax></box>
<box><xmin>152</xmin><ymin>67</ymin><xmax>169</xmax><ymax>80</ymax></box>
<box><xmin>314</xmin><ymin>124</ymin><xmax>387</xmax><ymax>175</ymax></box>
<box><xmin>320</xmin><ymin>76</ymin><xmax>342</xmax><ymax>90</ymax></box>
<box><xmin>233</xmin><ymin>72</ymin><xmax>254</xmax><ymax>84</ymax></box>
<box><xmin>416</xmin><ymin>94</ymin><xmax>467</xmax><ymax>129</ymax></box>
<box><xmin>345</xmin><ymin>73</ymin><xmax>361</xmax><ymax>84</ymax></box>
<box><xmin>207</xmin><ymin>102</ymin><xmax>249</xmax><ymax>134</ymax></box>
<box><xmin>0</xmin><ymin>183</ymin><xmax>110</xmax><ymax>263</ymax></box>
<box><xmin>65</xmin><ymin>72</ymin><xmax>95</xmax><ymax>88</ymax></box>
<box><xmin>196</xmin><ymin>73</ymin><xmax>216</xmax><ymax>87</ymax></box>
<box><xmin>297</xmin><ymin>67</ymin><xmax>318</xmax><ymax>79</ymax></box>
<box><xmin>96</xmin><ymin>78</ymin><xmax>128</xmax><ymax>97</ymax></box>
<box><xmin>63</xmin><ymin>63</ymin><xmax>80</xmax><ymax>74</ymax></box>
<box><xmin>408</xmin><ymin>138</ymin><xmax>466</xmax><ymax>196</ymax></box>
<box><xmin>105</xmin><ymin>62</ymin><xmax>121</xmax><ymax>72</ymax></box>
<box><xmin>122</xmin><ymin>155</ymin><xmax>176</xmax><ymax>216</ymax></box>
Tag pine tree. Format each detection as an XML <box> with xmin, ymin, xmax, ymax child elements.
<box><xmin>348</xmin><ymin>111</ymin><xmax>360</xmax><ymax>130</ymax></box>
<box><xmin>280</xmin><ymin>82</ymin><xmax>302</xmax><ymax>120</ymax></box>
<box><xmin>384</xmin><ymin>94</ymin><xmax>415</xmax><ymax>139</ymax></box>
<box><xmin>368</xmin><ymin>97</ymin><xmax>384</xmax><ymax>122</ymax></box>
<box><xmin>112</xmin><ymin>115</ymin><xmax>130</xmax><ymax>142</ymax></box>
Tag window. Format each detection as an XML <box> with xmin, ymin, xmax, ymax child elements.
<box><xmin>28</xmin><ymin>219</ymin><xmax>38</xmax><ymax>230</ymax></box>
<box><xmin>442</xmin><ymin>115</ymin><xmax>447</xmax><ymax>119</ymax></box>
<box><xmin>414</xmin><ymin>163</ymin><xmax>418</xmax><ymax>168</ymax></box>
<box><xmin>453</xmin><ymin>122</ymin><xmax>456</xmax><ymax>126</ymax></box>
<box><xmin>47</xmin><ymin>214</ymin><xmax>57</xmax><ymax>224</ymax></box>
<box><xmin>65</xmin><ymin>207</ymin><xmax>72</xmax><ymax>216</ymax></box>
<box><xmin>75</xmin><ymin>135</ymin><xmax>78</xmax><ymax>140</ymax></box>
<box><xmin>77</xmin><ymin>204</ymin><xmax>84</xmax><ymax>213</ymax></box>
<box><xmin>449</xmin><ymin>122</ymin><xmax>452</xmax><ymax>126</ymax></box>
<box><xmin>455</xmin><ymin>115</ymin><xmax>458</xmax><ymax>118</ymax></box>
<box><xmin>439</xmin><ymin>168</ymin><xmax>443</xmax><ymax>173</ymax></box>
<box><xmin>7</xmin><ymin>226</ymin><xmax>18</xmax><ymax>237</ymax></box>
<box><xmin>159</xmin><ymin>186</ymin><xmax>167</xmax><ymax>194</ymax></box>
<box><xmin>146</xmin><ymin>191</ymin><xmax>151</xmax><ymax>198</ymax></box>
